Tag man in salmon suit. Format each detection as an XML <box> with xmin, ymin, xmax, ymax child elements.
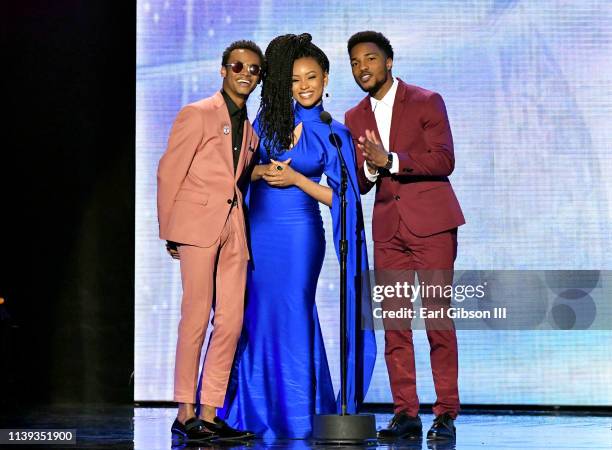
<box><xmin>157</xmin><ymin>40</ymin><xmax>263</xmax><ymax>444</ymax></box>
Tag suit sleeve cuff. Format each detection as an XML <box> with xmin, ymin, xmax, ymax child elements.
<box><xmin>364</xmin><ymin>163</ymin><xmax>379</xmax><ymax>182</ymax></box>
<box><xmin>389</xmin><ymin>152</ymin><xmax>400</xmax><ymax>174</ymax></box>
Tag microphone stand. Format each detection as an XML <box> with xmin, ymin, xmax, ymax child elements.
<box><xmin>333</xmin><ymin>130</ymin><xmax>349</xmax><ymax>415</ymax></box>
<box><xmin>312</xmin><ymin>113</ymin><xmax>376</xmax><ymax>444</ymax></box>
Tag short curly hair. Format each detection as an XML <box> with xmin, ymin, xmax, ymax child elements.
<box><xmin>347</xmin><ymin>31</ymin><xmax>394</xmax><ymax>60</ymax></box>
<box><xmin>221</xmin><ymin>40</ymin><xmax>264</xmax><ymax>66</ymax></box>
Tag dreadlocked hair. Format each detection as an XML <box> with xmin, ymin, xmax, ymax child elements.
<box><xmin>258</xmin><ymin>33</ymin><xmax>330</xmax><ymax>157</ymax></box>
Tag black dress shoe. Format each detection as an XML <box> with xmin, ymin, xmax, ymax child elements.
<box><xmin>378</xmin><ymin>412</ymin><xmax>422</xmax><ymax>440</ymax></box>
<box><xmin>171</xmin><ymin>417</ymin><xmax>216</xmax><ymax>443</ymax></box>
<box><xmin>201</xmin><ymin>416</ymin><xmax>255</xmax><ymax>440</ymax></box>
<box><xmin>427</xmin><ymin>413</ymin><xmax>456</xmax><ymax>441</ymax></box>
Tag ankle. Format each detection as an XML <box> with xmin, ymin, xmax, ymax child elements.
<box><xmin>199</xmin><ymin>404</ymin><xmax>217</xmax><ymax>422</ymax></box>
<box><xmin>177</xmin><ymin>403</ymin><xmax>196</xmax><ymax>424</ymax></box>
<box><xmin>177</xmin><ymin>413</ymin><xmax>196</xmax><ymax>424</ymax></box>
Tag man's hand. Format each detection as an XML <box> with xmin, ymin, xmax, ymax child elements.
<box><xmin>166</xmin><ymin>241</ymin><xmax>180</xmax><ymax>260</ymax></box>
<box><xmin>357</xmin><ymin>129</ymin><xmax>388</xmax><ymax>169</ymax></box>
<box><xmin>252</xmin><ymin>162</ymin><xmax>275</xmax><ymax>181</ymax></box>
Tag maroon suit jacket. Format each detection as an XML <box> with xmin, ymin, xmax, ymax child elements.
<box><xmin>344</xmin><ymin>79</ymin><xmax>465</xmax><ymax>241</ymax></box>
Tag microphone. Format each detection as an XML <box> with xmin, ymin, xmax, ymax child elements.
<box><xmin>313</xmin><ymin>115</ymin><xmax>376</xmax><ymax>440</ymax></box>
<box><xmin>320</xmin><ymin>110</ymin><xmax>332</xmax><ymax>125</ymax></box>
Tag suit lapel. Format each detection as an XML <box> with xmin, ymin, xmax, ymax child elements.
<box><xmin>389</xmin><ymin>80</ymin><xmax>408</xmax><ymax>152</ymax></box>
<box><xmin>360</xmin><ymin>96</ymin><xmax>382</xmax><ymax>141</ymax></box>
<box><xmin>235</xmin><ymin>121</ymin><xmax>251</xmax><ymax>181</ymax></box>
<box><xmin>212</xmin><ymin>91</ymin><xmax>234</xmax><ymax>174</ymax></box>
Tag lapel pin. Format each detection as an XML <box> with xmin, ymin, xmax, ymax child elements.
<box><xmin>223</xmin><ymin>124</ymin><xmax>230</xmax><ymax>135</ymax></box>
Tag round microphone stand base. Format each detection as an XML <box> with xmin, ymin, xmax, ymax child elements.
<box><xmin>312</xmin><ymin>413</ymin><xmax>377</xmax><ymax>444</ymax></box>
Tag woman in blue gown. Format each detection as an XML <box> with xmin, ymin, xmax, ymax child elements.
<box><xmin>222</xmin><ymin>34</ymin><xmax>376</xmax><ymax>440</ymax></box>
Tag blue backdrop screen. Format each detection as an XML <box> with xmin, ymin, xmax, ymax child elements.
<box><xmin>135</xmin><ymin>1</ymin><xmax>612</xmax><ymax>405</ymax></box>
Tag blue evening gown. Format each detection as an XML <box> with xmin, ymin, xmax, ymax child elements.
<box><xmin>221</xmin><ymin>102</ymin><xmax>376</xmax><ymax>439</ymax></box>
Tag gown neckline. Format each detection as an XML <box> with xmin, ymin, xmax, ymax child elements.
<box><xmin>283</xmin><ymin>102</ymin><xmax>325</xmax><ymax>153</ymax></box>
<box><xmin>294</xmin><ymin>101</ymin><xmax>325</xmax><ymax>125</ymax></box>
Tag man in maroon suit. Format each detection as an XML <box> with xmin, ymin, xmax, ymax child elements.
<box><xmin>344</xmin><ymin>31</ymin><xmax>465</xmax><ymax>442</ymax></box>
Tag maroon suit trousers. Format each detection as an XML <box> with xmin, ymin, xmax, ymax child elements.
<box><xmin>374</xmin><ymin>218</ymin><xmax>460</xmax><ymax>419</ymax></box>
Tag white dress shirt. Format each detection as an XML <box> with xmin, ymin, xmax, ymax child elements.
<box><xmin>364</xmin><ymin>77</ymin><xmax>400</xmax><ymax>181</ymax></box>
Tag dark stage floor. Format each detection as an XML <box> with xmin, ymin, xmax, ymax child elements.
<box><xmin>2</xmin><ymin>406</ymin><xmax>610</xmax><ymax>449</ymax></box>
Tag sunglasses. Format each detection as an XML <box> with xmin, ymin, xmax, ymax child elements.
<box><xmin>224</xmin><ymin>61</ymin><xmax>261</xmax><ymax>76</ymax></box>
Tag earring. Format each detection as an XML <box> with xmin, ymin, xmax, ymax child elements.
<box><xmin>325</xmin><ymin>92</ymin><xmax>330</xmax><ymax>98</ymax></box>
